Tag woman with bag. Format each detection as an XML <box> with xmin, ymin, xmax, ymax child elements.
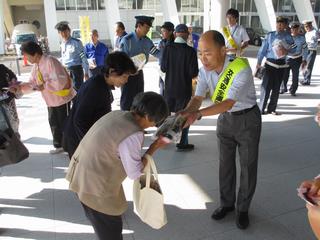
<box><xmin>9</xmin><ymin>41</ymin><xmax>76</xmax><ymax>154</ymax></box>
<box><xmin>66</xmin><ymin>92</ymin><xmax>169</xmax><ymax>240</ymax></box>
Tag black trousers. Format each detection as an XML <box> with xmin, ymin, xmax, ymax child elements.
<box><xmin>259</xmin><ymin>62</ymin><xmax>285</xmax><ymax>113</ymax></box>
<box><xmin>120</xmin><ymin>70</ymin><xmax>144</xmax><ymax>111</ymax></box>
<box><xmin>217</xmin><ymin>105</ymin><xmax>261</xmax><ymax>212</ymax></box>
<box><xmin>302</xmin><ymin>50</ymin><xmax>317</xmax><ymax>85</ymax></box>
<box><xmin>47</xmin><ymin>102</ymin><xmax>71</xmax><ymax>148</ymax></box>
<box><xmin>68</xmin><ymin>65</ymin><xmax>84</xmax><ymax>91</ymax></box>
<box><xmin>281</xmin><ymin>57</ymin><xmax>302</xmax><ymax>94</ymax></box>
<box><xmin>81</xmin><ymin>202</ymin><xmax>123</xmax><ymax>240</ymax></box>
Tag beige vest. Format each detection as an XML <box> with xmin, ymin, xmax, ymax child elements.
<box><xmin>66</xmin><ymin>111</ymin><xmax>142</xmax><ymax>216</ymax></box>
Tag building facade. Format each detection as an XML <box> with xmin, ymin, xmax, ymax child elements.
<box><xmin>0</xmin><ymin>0</ymin><xmax>319</xmax><ymax>54</ymax></box>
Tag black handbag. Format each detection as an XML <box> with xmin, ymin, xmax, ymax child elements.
<box><xmin>0</xmin><ymin>105</ymin><xmax>29</xmax><ymax>167</ymax></box>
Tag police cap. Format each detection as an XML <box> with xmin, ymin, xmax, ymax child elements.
<box><xmin>175</xmin><ymin>24</ymin><xmax>189</xmax><ymax>33</ymax></box>
<box><xmin>276</xmin><ymin>16</ymin><xmax>288</xmax><ymax>23</ymax></box>
<box><xmin>161</xmin><ymin>21</ymin><xmax>174</xmax><ymax>32</ymax></box>
<box><xmin>55</xmin><ymin>21</ymin><xmax>70</xmax><ymax>31</ymax></box>
<box><xmin>290</xmin><ymin>22</ymin><xmax>300</xmax><ymax>28</ymax></box>
<box><xmin>135</xmin><ymin>15</ymin><xmax>154</xmax><ymax>27</ymax></box>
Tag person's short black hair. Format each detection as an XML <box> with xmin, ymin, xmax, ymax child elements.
<box><xmin>55</xmin><ymin>21</ymin><xmax>70</xmax><ymax>32</ymax></box>
<box><xmin>131</xmin><ymin>92</ymin><xmax>169</xmax><ymax>125</ymax></box>
<box><xmin>116</xmin><ymin>21</ymin><xmax>125</xmax><ymax>30</ymax></box>
<box><xmin>102</xmin><ymin>51</ymin><xmax>137</xmax><ymax>77</ymax></box>
<box><xmin>226</xmin><ymin>8</ymin><xmax>239</xmax><ymax>20</ymax></box>
<box><xmin>21</xmin><ymin>41</ymin><xmax>43</xmax><ymax>56</ymax></box>
<box><xmin>205</xmin><ymin>30</ymin><xmax>225</xmax><ymax>47</ymax></box>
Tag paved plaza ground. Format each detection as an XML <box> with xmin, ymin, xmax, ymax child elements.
<box><xmin>0</xmin><ymin>47</ymin><xmax>320</xmax><ymax>240</ymax></box>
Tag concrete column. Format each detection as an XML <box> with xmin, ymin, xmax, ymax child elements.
<box><xmin>44</xmin><ymin>0</ymin><xmax>60</xmax><ymax>52</ymax></box>
<box><xmin>0</xmin><ymin>0</ymin><xmax>5</xmax><ymax>55</ymax></box>
<box><xmin>105</xmin><ymin>0</ymin><xmax>121</xmax><ymax>48</ymax></box>
<box><xmin>203</xmin><ymin>0</ymin><xmax>210</xmax><ymax>31</ymax></box>
<box><xmin>160</xmin><ymin>0</ymin><xmax>179</xmax><ymax>26</ymax></box>
<box><xmin>254</xmin><ymin>0</ymin><xmax>276</xmax><ymax>31</ymax></box>
<box><xmin>292</xmin><ymin>0</ymin><xmax>317</xmax><ymax>29</ymax></box>
<box><xmin>209</xmin><ymin>0</ymin><xmax>229</xmax><ymax>31</ymax></box>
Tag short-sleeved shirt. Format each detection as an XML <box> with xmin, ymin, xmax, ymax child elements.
<box><xmin>223</xmin><ymin>24</ymin><xmax>250</xmax><ymax>51</ymax></box>
<box><xmin>305</xmin><ymin>28</ymin><xmax>319</xmax><ymax>50</ymax></box>
<box><xmin>195</xmin><ymin>57</ymin><xmax>257</xmax><ymax>112</ymax></box>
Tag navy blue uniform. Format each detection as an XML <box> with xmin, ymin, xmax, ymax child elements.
<box><xmin>119</xmin><ymin>32</ymin><xmax>159</xmax><ymax>110</ymax></box>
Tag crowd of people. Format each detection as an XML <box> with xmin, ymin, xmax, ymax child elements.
<box><xmin>0</xmin><ymin>7</ymin><xmax>319</xmax><ymax>240</ymax></box>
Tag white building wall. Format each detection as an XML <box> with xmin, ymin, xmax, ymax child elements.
<box><xmin>0</xmin><ymin>0</ymin><xmax>4</xmax><ymax>54</ymax></box>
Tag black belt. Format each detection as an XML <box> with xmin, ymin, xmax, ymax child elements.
<box><xmin>230</xmin><ymin>104</ymin><xmax>257</xmax><ymax>116</ymax></box>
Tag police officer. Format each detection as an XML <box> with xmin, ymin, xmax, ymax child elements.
<box><xmin>256</xmin><ymin>16</ymin><xmax>296</xmax><ymax>115</ymax></box>
<box><xmin>119</xmin><ymin>15</ymin><xmax>160</xmax><ymax>110</ymax></box>
<box><xmin>301</xmin><ymin>20</ymin><xmax>319</xmax><ymax>85</ymax></box>
<box><xmin>182</xmin><ymin>30</ymin><xmax>261</xmax><ymax>230</ymax></box>
<box><xmin>222</xmin><ymin>8</ymin><xmax>250</xmax><ymax>61</ymax></box>
<box><xmin>280</xmin><ymin>22</ymin><xmax>308</xmax><ymax>96</ymax></box>
<box><xmin>55</xmin><ymin>21</ymin><xmax>89</xmax><ymax>91</ymax></box>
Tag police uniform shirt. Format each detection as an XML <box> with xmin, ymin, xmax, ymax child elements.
<box><xmin>85</xmin><ymin>41</ymin><xmax>109</xmax><ymax>67</ymax></box>
<box><xmin>257</xmin><ymin>31</ymin><xmax>295</xmax><ymax>64</ymax></box>
<box><xmin>288</xmin><ymin>35</ymin><xmax>308</xmax><ymax>60</ymax></box>
<box><xmin>195</xmin><ymin>57</ymin><xmax>257</xmax><ymax>112</ymax></box>
<box><xmin>119</xmin><ymin>31</ymin><xmax>159</xmax><ymax>61</ymax></box>
<box><xmin>305</xmin><ymin>28</ymin><xmax>319</xmax><ymax>50</ymax></box>
<box><xmin>224</xmin><ymin>24</ymin><xmax>250</xmax><ymax>51</ymax></box>
<box><xmin>60</xmin><ymin>37</ymin><xmax>89</xmax><ymax>74</ymax></box>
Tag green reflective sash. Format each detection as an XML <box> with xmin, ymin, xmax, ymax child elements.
<box><xmin>211</xmin><ymin>58</ymin><xmax>249</xmax><ymax>103</ymax></box>
<box><xmin>222</xmin><ymin>26</ymin><xmax>238</xmax><ymax>49</ymax></box>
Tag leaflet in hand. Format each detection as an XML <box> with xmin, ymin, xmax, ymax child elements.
<box><xmin>131</xmin><ymin>53</ymin><xmax>147</xmax><ymax>71</ymax></box>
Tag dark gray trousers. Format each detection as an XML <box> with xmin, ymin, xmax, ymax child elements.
<box><xmin>216</xmin><ymin>105</ymin><xmax>261</xmax><ymax>212</ymax></box>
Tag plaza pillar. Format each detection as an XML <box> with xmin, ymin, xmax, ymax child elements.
<box><xmin>292</xmin><ymin>0</ymin><xmax>317</xmax><ymax>29</ymax></box>
<box><xmin>254</xmin><ymin>0</ymin><xmax>276</xmax><ymax>31</ymax></box>
<box><xmin>44</xmin><ymin>0</ymin><xmax>60</xmax><ymax>52</ymax></box>
<box><xmin>209</xmin><ymin>0</ymin><xmax>229</xmax><ymax>31</ymax></box>
<box><xmin>104</xmin><ymin>0</ymin><xmax>121</xmax><ymax>49</ymax></box>
<box><xmin>160</xmin><ymin>0</ymin><xmax>179</xmax><ymax>26</ymax></box>
<box><xmin>0</xmin><ymin>0</ymin><xmax>5</xmax><ymax>55</ymax></box>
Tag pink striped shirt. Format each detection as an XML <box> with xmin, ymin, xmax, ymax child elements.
<box><xmin>26</xmin><ymin>55</ymin><xmax>76</xmax><ymax>107</ymax></box>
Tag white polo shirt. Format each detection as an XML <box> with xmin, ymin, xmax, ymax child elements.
<box><xmin>224</xmin><ymin>24</ymin><xmax>250</xmax><ymax>52</ymax></box>
<box><xmin>195</xmin><ymin>57</ymin><xmax>257</xmax><ymax>112</ymax></box>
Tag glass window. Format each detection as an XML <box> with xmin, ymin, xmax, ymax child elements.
<box><xmin>251</xmin><ymin>0</ymin><xmax>257</xmax><ymax>12</ymax></box>
<box><xmin>237</xmin><ymin>0</ymin><xmax>244</xmax><ymax>12</ymax></box>
<box><xmin>176</xmin><ymin>0</ymin><xmax>182</xmax><ymax>12</ymax></box>
<box><xmin>240</xmin><ymin>16</ymin><xmax>249</xmax><ymax>27</ymax></box>
<box><xmin>55</xmin><ymin>0</ymin><xmax>65</xmax><ymax>10</ymax></box>
<box><xmin>119</xmin><ymin>0</ymin><xmax>129</xmax><ymax>9</ymax></box>
<box><xmin>98</xmin><ymin>0</ymin><xmax>105</xmax><ymax>9</ymax></box>
<box><xmin>278</xmin><ymin>0</ymin><xmax>294</xmax><ymax>12</ymax></box>
<box><xmin>272</xmin><ymin>0</ymin><xmax>278</xmax><ymax>11</ymax></box>
<box><xmin>230</xmin><ymin>0</ymin><xmax>236</xmax><ymax>9</ymax></box>
<box><xmin>314</xmin><ymin>0</ymin><xmax>320</xmax><ymax>12</ymax></box>
<box><xmin>77</xmin><ymin>0</ymin><xmax>87</xmax><ymax>10</ymax></box>
<box><xmin>66</xmin><ymin>0</ymin><xmax>76</xmax><ymax>10</ymax></box>
<box><xmin>244</xmin><ymin>0</ymin><xmax>251</xmax><ymax>12</ymax></box>
<box><xmin>87</xmin><ymin>0</ymin><xmax>97</xmax><ymax>10</ymax></box>
<box><xmin>132</xmin><ymin>0</ymin><xmax>143</xmax><ymax>9</ymax></box>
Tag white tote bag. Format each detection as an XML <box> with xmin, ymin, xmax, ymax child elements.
<box><xmin>133</xmin><ymin>154</ymin><xmax>167</xmax><ymax>229</ymax></box>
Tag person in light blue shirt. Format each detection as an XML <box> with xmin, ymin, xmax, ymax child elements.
<box><xmin>119</xmin><ymin>15</ymin><xmax>160</xmax><ymax>110</ymax></box>
<box><xmin>85</xmin><ymin>29</ymin><xmax>109</xmax><ymax>77</ymax></box>
<box><xmin>280</xmin><ymin>22</ymin><xmax>308</xmax><ymax>96</ymax></box>
<box><xmin>55</xmin><ymin>21</ymin><xmax>89</xmax><ymax>91</ymax></box>
<box><xmin>301</xmin><ymin>20</ymin><xmax>319</xmax><ymax>85</ymax></box>
<box><xmin>256</xmin><ymin>16</ymin><xmax>296</xmax><ymax>115</ymax></box>
<box><xmin>114</xmin><ymin>22</ymin><xmax>127</xmax><ymax>51</ymax></box>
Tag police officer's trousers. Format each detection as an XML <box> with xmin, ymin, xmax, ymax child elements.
<box><xmin>120</xmin><ymin>70</ymin><xmax>144</xmax><ymax>111</ymax></box>
<box><xmin>302</xmin><ymin>50</ymin><xmax>317</xmax><ymax>85</ymax></box>
<box><xmin>259</xmin><ymin>60</ymin><xmax>286</xmax><ymax>113</ymax></box>
<box><xmin>281</xmin><ymin>56</ymin><xmax>302</xmax><ymax>94</ymax></box>
<box><xmin>216</xmin><ymin>105</ymin><xmax>261</xmax><ymax>212</ymax></box>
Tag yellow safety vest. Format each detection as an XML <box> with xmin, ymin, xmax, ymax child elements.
<box><xmin>211</xmin><ymin>57</ymin><xmax>249</xmax><ymax>104</ymax></box>
<box><xmin>222</xmin><ymin>26</ymin><xmax>239</xmax><ymax>50</ymax></box>
<box><xmin>37</xmin><ymin>67</ymin><xmax>72</xmax><ymax>97</ymax></box>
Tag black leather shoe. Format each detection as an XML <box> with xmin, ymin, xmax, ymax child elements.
<box><xmin>211</xmin><ymin>206</ymin><xmax>235</xmax><ymax>220</ymax></box>
<box><xmin>176</xmin><ymin>144</ymin><xmax>194</xmax><ymax>151</ymax></box>
<box><xmin>236</xmin><ymin>211</ymin><xmax>249</xmax><ymax>229</ymax></box>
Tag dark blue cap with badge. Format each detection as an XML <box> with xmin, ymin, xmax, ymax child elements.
<box><xmin>276</xmin><ymin>16</ymin><xmax>288</xmax><ymax>23</ymax></box>
<box><xmin>135</xmin><ymin>15</ymin><xmax>154</xmax><ymax>27</ymax></box>
<box><xmin>175</xmin><ymin>24</ymin><xmax>189</xmax><ymax>33</ymax></box>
